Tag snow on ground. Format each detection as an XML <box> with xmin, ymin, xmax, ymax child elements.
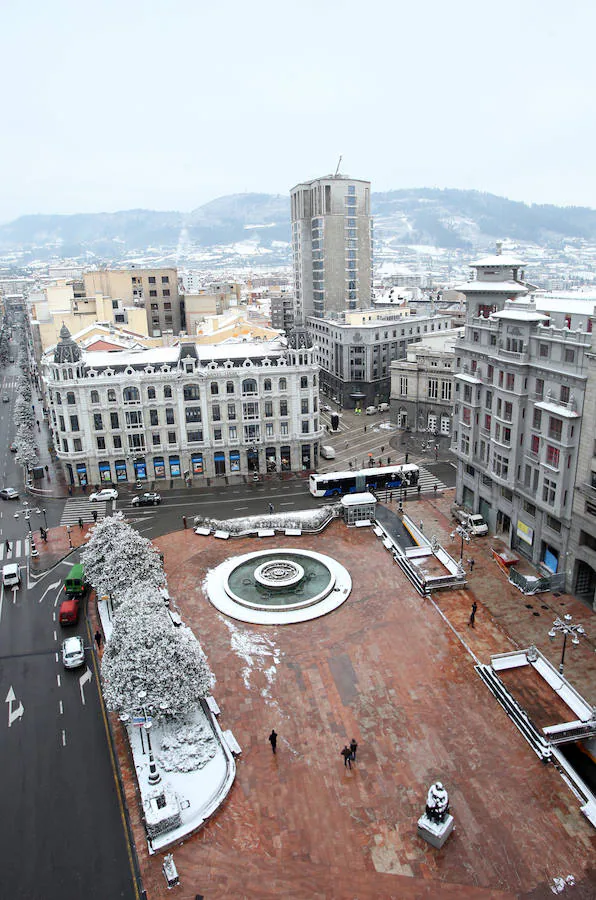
<box><xmin>194</xmin><ymin>504</ymin><xmax>340</xmax><ymax>535</ymax></box>
<box><xmin>221</xmin><ymin>618</ymin><xmax>282</xmax><ymax>696</ymax></box>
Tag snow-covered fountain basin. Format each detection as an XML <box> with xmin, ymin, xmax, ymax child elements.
<box><xmin>205</xmin><ymin>548</ymin><xmax>352</xmax><ymax>625</ymax></box>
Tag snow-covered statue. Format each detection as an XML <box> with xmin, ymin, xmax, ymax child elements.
<box><xmin>425</xmin><ymin>781</ymin><xmax>450</xmax><ymax>823</ymax></box>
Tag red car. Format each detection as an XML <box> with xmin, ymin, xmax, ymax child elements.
<box><xmin>59</xmin><ymin>596</ymin><xmax>80</xmax><ymax>626</ymax></box>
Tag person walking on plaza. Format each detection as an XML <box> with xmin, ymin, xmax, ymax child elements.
<box><xmin>268</xmin><ymin>503</ymin><xmax>274</xmax><ymax>515</ymax></box>
<box><xmin>268</xmin><ymin>729</ymin><xmax>277</xmax><ymax>754</ymax></box>
<box><xmin>92</xmin><ymin>510</ymin><xmax>98</xmax><ymax>523</ymax></box>
<box><xmin>405</xmin><ymin>453</ymin><xmax>409</xmax><ymax>464</ymax></box>
<box><xmin>341</xmin><ymin>745</ymin><xmax>352</xmax><ymax>769</ymax></box>
<box><xmin>94</xmin><ymin>630</ymin><xmax>102</xmax><ymax>650</ymax></box>
<box><xmin>78</xmin><ymin>517</ymin><xmax>84</xmax><ymax>530</ymax></box>
<box><xmin>349</xmin><ymin>738</ymin><xmax>358</xmax><ymax>762</ymax></box>
<box><xmin>469</xmin><ymin>558</ymin><xmax>475</xmax><ymax>573</ymax></box>
<box><xmin>5</xmin><ymin>540</ymin><xmax>11</xmax><ymax>555</ymax></box>
<box><xmin>468</xmin><ymin>600</ymin><xmax>478</xmax><ymax>628</ymax></box>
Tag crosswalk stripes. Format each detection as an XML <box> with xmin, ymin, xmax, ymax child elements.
<box><xmin>0</xmin><ymin>539</ymin><xmax>30</xmax><ymax>562</ymax></box>
<box><xmin>60</xmin><ymin>498</ymin><xmax>109</xmax><ymax>526</ymax></box>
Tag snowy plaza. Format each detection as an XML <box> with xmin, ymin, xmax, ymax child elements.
<box><xmin>121</xmin><ymin>506</ymin><xmax>596</xmax><ymax>900</ymax></box>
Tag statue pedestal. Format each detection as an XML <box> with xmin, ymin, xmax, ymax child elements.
<box><xmin>417</xmin><ymin>812</ymin><xmax>454</xmax><ymax>849</ymax></box>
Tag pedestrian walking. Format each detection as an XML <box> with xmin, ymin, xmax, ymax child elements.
<box><xmin>78</xmin><ymin>518</ymin><xmax>84</xmax><ymax>530</ymax></box>
<box><xmin>435</xmin><ymin>447</ymin><xmax>439</xmax><ymax>461</ymax></box>
<box><xmin>345</xmin><ymin>440</ymin><xmax>349</xmax><ymax>449</ymax></box>
<box><xmin>419</xmin><ymin>521</ymin><xmax>424</xmax><ymax>532</ymax></box>
<box><xmin>268</xmin><ymin>729</ymin><xmax>277</xmax><ymax>754</ymax></box>
<box><xmin>268</xmin><ymin>503</ymin><xmax>274</xmax><ymax>514</ymax></box>
<box><xmin>5</xmin><ymin>540</ymin><xmax>11</xmax><ymax>555</ymax></box>
<box><xmin>364</xmin><ymin>425</ymin><xmax>367</xmax><ymax>433</ymax></box>
<box><xmin>350</xmin><ymin>738</ymin><xmax>358</xmax><ymax>761</ymax></box>
<box><xmin>92</xmin><ymin>510</ymin><xmax>98</xmax><ymax>523</ymax></box>
<box><xmin>468</xmin><ymin>600</ymin><xmax>478</xmax><ymax>628</ymax></box>
<box><xmin>433</xmin><ymin>483</ymin><xmax>437</xmax><ymax>495</ymax></box>
<box><xmin>341</xmin><ymin>745</ymin><xmax>352</xmax><ymax>769</ymax></box>
<box><xmin>387</xmin><ymin>456</ymin><xmax>391</xmax><ymax>465</ymax></box>
<box><xmin>389</xmin><ymin>491</ymin><xmax>393</xmax><ymax>502</ymax></box>
<box><xmin>405</xmin><ymin>453</ymin><xmax>409</xmax><ymax>464</ymax></box>
<box><xmin>68</xmin><ymin>485</ymin><xmax>73</xmax><ymax>496</ymax></box>
<box><xmin>469</xmin><ymin>558</ymin><xmax>475</xmax><ymax>573</ymax></box>
<box><xmin>94</xmin><ymin>630</ymin><xmax>102</xmax><ymax>650</ymax></box>
<box><xmin>36</xmin><ymin>419</ymin><xmax>40</xmax><ymax>430</ymax></box>
<box><xmin>417</xmin><ymin>484</ymin><xmax>421</xmax><ymax>498</ymax></box>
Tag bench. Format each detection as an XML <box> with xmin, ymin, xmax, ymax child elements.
<box><xmin>214</xmin><ymin>530</ymin><xmax>230</xmax><ymax>540</ymax></box>
<box><xmin>223</xmin><ymin>729</ymin><xmax>242</xmax><ymax>756</ymax></box>
<box><xmin>206</xmin><ymin>696</ymin><xmax>220</xmax><ymax>716</ymax></box>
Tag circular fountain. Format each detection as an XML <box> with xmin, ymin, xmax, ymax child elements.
<box><xmin>205</xmin><ymin>548</ymin><xmax>351</xmax><ymax>625</ymax></box>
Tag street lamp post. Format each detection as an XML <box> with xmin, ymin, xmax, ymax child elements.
<box><xmin>138</xmin><ymin>690</ymin><xmax>161</xmax><ymax>785</ymax></box>
<box><xmin>548</xmin><ymin>614</ymin><xmax>585</xmax><ymax>675</ymax></box>
<box><xmin>42</xmin><ymin>508</ymin><xmax>47</xmax><ymax>530</ymax></box>
<box><xmin>450</xmin><ymin>524</ymin><xmax>471</xmax><ymax>562</ymax></box>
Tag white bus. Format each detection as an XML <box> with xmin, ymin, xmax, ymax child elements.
<box><xmin>309</xmin><ymin>463</ymin><xmax>420</xmax><ymax>498</ymax></box>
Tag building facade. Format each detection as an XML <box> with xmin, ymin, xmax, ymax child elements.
<box><xmin>84</xmin><ymin>268</ymin><xmax>182</xmax><ymax>336</ymax></box>
<box><xmin>451</xmin><ymin>250</ymin><xmax>592</xmax><ymax>587</ymax></box>
<box><xmin>291</xmin><ymin>174</ymin><xmax>372</xmax><ymax>320</ymax></box>
<box><xmin>307</xmin><ymin>310</ymin><xmax>453</xmax><ymax>409</ymax></box>
<box><xmin>43</xmin><ymin>326</ymin><xmax>323</xmax><ymax>486</ymax></box>
<box><xmin>389</xmin><ymin>328</ymin><xmax>463</xmax><ymax>437</ymax></box>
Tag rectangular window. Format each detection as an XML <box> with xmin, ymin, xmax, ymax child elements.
<box><xmin>96</xmin><ymin>436</ymin><xmax>106</xmax><ymax>450</ymax></box>
<box><xmin>227</xmin><ymin>403</ymin><xmax>236</xmax><ymax>420</ymax></box>
<box><xmin>301</xmin><ymin>398</ymin><xmax>309</xmax><ymax>414</ymax></box>
<box><xmin>166</xmin><ymin>408</ymin><xmax>175</xmax><ymax>425</ymax></box>
<box><xmin>113</xmin><ymin>435</ymin><xmax>122</xmax><ymax>449</ymax></box>
<box><xmin>546</xmin><ymin>445</ymin><xmax>560</xmax><ymax>468</ymax></box>
<box><xmin>531</xmin><ymin>434</ymin><xmax>540</xmax><ymax>454</ymax></box>
<box><xmin>532</xmin><ymin>408</ymin><xmax>542</xmax><ymax>429</ymax></box>
<box><xmin>150</xmin><ymin>409</ymin><xmax>158</xmax><ymax>426</ymax></box>
<box><xmin>428</xmin><ymin>378</ymin><xmax>438</xmax><ymax>400</ymax></box>
<box><xmin>506</xmin><ymin>373</ymin><xmax>515</xmax><ymax>391</ymax></box>
<box><xmin>187</xmin><ymin>430</ymin><xmax>202</xmax><ymax>443</ymax></box>
<box><xmin>400</xmin><ymin>376</ymin><xmax>408</xmax><ymax>395</ymax></box>
<box><xmin>110</xmin><ymin>412</ymin><xmax>119</xmax><ymax>429</ymax></box>
<box><xmin>265</xmin><ymin>423</ymin><xmax>274</xmax><ymax>437</ymax></box>
<box><xmin>493</xmin><ymin>453</ymin><xmax>509</xmax><ymax>479</ymax></box>
<box><xmin>543</xmin><ymin>477</ymin><xmax>556</xmax><ymax>505</ymax></box>
<box><xmin>168</xmin><ymin>431</ymin><xmax>176</xmax><ymax>444</ymax></box>
<box><xmin>152</xmin><ymin>433</ymin><xmax>161</xmax><ymax>446</ymax></box>
<box><xmin>229</xmin><ymin>425</ymin><xmax>237</xmax><ymax>440</ymax></box>
<box><xmin>212</xmin><ymin>405</ymin><xmax>221</xmax><ymax>422</ymax></box>
<box><xmin>549</xmin><ymin>417</ymin><xmax>562</xmax><ymax>441</ymax></box>
<box><xmin>441</xmin><ymin>381</ymin><xmax>452</xmax><ymax>401</ymax></box>
<box><xmin>463</xmin><ymin>407</ymin><xmax>471</xmax><ymax>425</ymax></box>
<box><xmin>280</xmin><ymin>400</ymin><xmax>288</xmax><ymax>416</ymax></box>
<box><xmin>264</xmin><ymin>401</ymin><xmax>273</xmax><ymax>418</ymax></box>
<box><xmin>70</xmin><ymin>415</ymin><xmax>79</xmax><ymax>431</ymax></box>
<box><xmin>301</xmin><ymin>420</ymin><xmax>309</xmax><ymax>434</ymax></box>
<box><xmin>280</xmin><ymin>421</ymin><xmax>289</xmax><ymax>436</ymax></box>
<box><xmin>149</xmin><ymin>289</ymin><xmax>157</xmax><ymax>297</ymax></box>
<box><xmin>560</xmin><ymin>385</ymin><xmax>570</xmax><ymax>404</ymax></box>
<box><xmin>73</xmin><ymin>438</ymin><xmax>82</xmax><ymax>452</ymax></box>
<box><xmin>148</xmin><ymin>276</ymin><xmax>156</xmax><ymax>284</ymax></box>
<box><xmin>243</xmin><ymin>402</ymin><xmax>259</xmax><ymax>420</ymax></box>
<box><xmin>565</xmin><ymin>348</ymin><xmax>575</xmax><ymax>363</ymax></box>
<box><xmin>93</xmin><ymin>413</ymin><xmax>103</xmax><ymax>431</ymax></box>
<box><xmin>539</xmin><ymin>344</ymin><xmax>549</xmax><ymax>358</ymax></box>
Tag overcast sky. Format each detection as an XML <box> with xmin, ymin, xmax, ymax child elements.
<box><xmin>2</xmin><ymin>0</ymin><xmax>595</xmax><ymax>223</ymax></box>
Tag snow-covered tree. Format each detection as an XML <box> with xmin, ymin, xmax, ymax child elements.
<box><xmin>15</xmin><ymin>425</ymin><xmax>38</xmax><ymax>470</ymax></box>
<box><xmin>15</xmin><ymin>396</ymin><xmax>34</xmax><ymax>428</ymax></box>
<box><xmin>115</xmin><ymin>581</ymin><xmax>166</xmax><ymax>614</ymax></box>
<box><xmin>16</xmin><ymin>376</ymin><xmax>32</xmax><ymax>403</ymax></box>
<box><xmin>81</xmin><ymin>514</ymin><xmax>165</xmax><ymax>604</ymax></box>
<box><xmin>102</xmin><ymin>599</ymin><xmax>214</xmax><ymax>721</ymax></box>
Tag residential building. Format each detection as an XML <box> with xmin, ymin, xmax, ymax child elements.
<box><xmin>84</xmin><ymin>268</ymin><xmax>182</xmax><ymax>335</ymax></box>
<box><xmin>291</xmin><ymin>174</ymin><xmax>372</xmax><ymax>320</ymax></box>
<box><xmin>269</xmin><ymin>291</ymin><xmax>295</xmax><ymax>333</ymax></box>
<box><xmin>451</xmin><ymin>247</ymin><xmax>591</xmax><ymax>587</ymax></box>
<box><xmin>308</xmin><ymin>309</ymin><xmax>453</xmax><ymax>408</ymax></box>
<box><xmin>42</xmin><ymin>325</ymin><xmax>322</xmax><ymax>486</ymax></box>
<box><xmin>389</xmin><ymin>328</ymin><xmax>463</xmax><ymax>438</ymax></box>
<box><xmin>195</xmin><ymin>309</ymin><xmax>282</xmax><ymax>344</ymax></box>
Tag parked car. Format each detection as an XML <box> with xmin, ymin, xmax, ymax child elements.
<box><xmin>62</xmin><ymin>636</ymin><xmax>85</xmax><ymax>669</ymax></box>
<box><xmin>2</xmin><ymin>563</ymin><xmax>21</xmax><ymax>588</ymax></box>
<box><xmin>9</xmin><ymin>442</ymin><xmax>17</xmax><ymax>452</ymax></box>
<box><xmin>451</xmin><ymin>505</ymin><xmax>489</xmax><ymax>536</ymax></box>
<box><xmin>2</xmin><ymin>395</ymin><xmax>9</xmax><ymax>403</ymax></box>
<box><xmin>365</xmin><ymin>406</ymin><xmax>378</xmax><ymax>415</ymax></box>
<box><xmin>59</xmin><ymin>596</ymin><xmax>81</xmax><ymax>625</ymax></box>
<box><xmin>378</xmin><ymin>402</ymin><xmax>390</xmax><ymax>413</ymax></box>
<box><xmin>88</xmin><ymin>488</ymin><xmax>119</xmax><ymax>502</ymax></box>
<box><xmin>320</xmin><ymin>446</ymin><xmax>336</xmax><ymax>459</ymax></box>
<box><xmin>131</xmin><ymin>492</ymin><xmax>162</xmax><ymax>507</ymax></box>
<box><xmin>63</xmin><ymin>563</ymin><xmax>87</xmax><ymax>598</ymax></box>
<box><xmin>321</xmin><ymin>404</ymin><xmax>332</xmax><ymax>412</ymax></box>
<box><xmin>0</xmin><ymin>487</ymin><xmax>19</xmax><ymax>500</ymax></box>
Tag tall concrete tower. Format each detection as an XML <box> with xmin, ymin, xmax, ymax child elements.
<box><xmin>290</xmin><ymin>174</ymin><xmax>372</xmax><ymax>320</ymax></box>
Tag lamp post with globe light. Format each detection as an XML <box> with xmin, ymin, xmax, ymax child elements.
<box><xmin>450</xmin><ymin>523</ymin><xmax>471</xmax><ymax>562</ymax></box>
<box><xmin>548</xmin><ymin>614</ymin><xmax>585</xmax><ymax>675</ymax></box>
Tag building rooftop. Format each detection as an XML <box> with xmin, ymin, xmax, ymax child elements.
<box><xmin>471</xmin><ymin>254</ymin><xmax>525</xmax><ymax>267</ymax></box>
<box><xmin>452</xmin><ymin>280</ymin><xmax>529</xmax><ymax>294</ymax></box>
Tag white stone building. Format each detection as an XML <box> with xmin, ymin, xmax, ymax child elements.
<box><xmin>43</xmin><ymin>325</ymin><xmax>323</xmax><ymax>486</ymax></box>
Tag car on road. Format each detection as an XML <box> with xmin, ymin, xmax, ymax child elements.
<box><xmin>9</xmin><ymin>442</ymin><xmax>17</xmax><ymax>452</ymax></box>
<box><xmin>131</xmin><ymin>491</ymin><xmax>162</xmax><ymax>507</ymax></box>
<box><xmin>62</xmin><ymin>636</ymin><xmax>85</xmax><ymax>669</ymax></box>
<box><xmin>89</xmin><ymin>488</ymin><xmax>119</xmax><ymax>502</ymax></box>
<box><xmin>0</xmin><ymin>487</ymin><xmax>19</xmax><ymax>500</ymax></box>
<box><xmin>59</xmin><ymin>595</ymin><xmax>81</xmax><ymax>625</ymax></box>
<box><xmin>321</xmin><ymin>404</ymin><xmax>332</xmax><ymax>412</ymax></box>
<box><xmin>2</xmin><ymin>563</ymin><xmax>21</xmax><ymax>588</ymax></box>
<box><xmin>2</xmin><ymin>395</ymin><xmax>9</xmax><ymax>403</ymax></box>
<box><xmin>365</xmin><ymin>406</ymin><xmax>378</xmax><ymax>415</ymax></box>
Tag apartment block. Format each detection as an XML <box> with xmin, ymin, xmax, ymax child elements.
<box><xmin>84</xmin><ymin>268</ymin><xmax>182</xmax><ymax>336</ymax></box>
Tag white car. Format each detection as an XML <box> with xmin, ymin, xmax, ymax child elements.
<box><xmin>62</xmin><ymin>636</ymin><xmax>85</xmax><ymax>669</ymax></box>
<box><xmin>321</xmin><ymin>404</ymin><xmax>332</xmax><ymax>412</ymax></box>
<box><xmin>2</xmin><ymin>563</ymin><xmax>20</xmax><ymax>588</ymax></box>
<box><xmin>89</xmin><ymin>488</ymin><xmax>119</xmax><ymax>502</ymax></box>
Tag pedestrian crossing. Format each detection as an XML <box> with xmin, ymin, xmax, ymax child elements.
<box><xmin>371</xmin><ymin>466</ymin><xmax>447</xmax><ymax>501</ymax></box>
<box><xmin>0</xmin><ymin>539</ymin><xmax>32</xmax><ymax>562</ymax></box>
<box><xmin>60</xmin><ymin>498</ymin><xmax>110</xmax><ymax>526</ymax></box>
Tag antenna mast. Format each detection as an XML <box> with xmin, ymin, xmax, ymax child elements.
<box><xmin>334</xmin><ymin>155</ymin><xmax>342</xmax><ymax>177</ymax></box>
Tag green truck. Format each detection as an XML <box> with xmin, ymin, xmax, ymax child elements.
<box><xmin>63</xmin><ymin>563</ymin><xmax>87</xmax><ymax>598</ymax></box>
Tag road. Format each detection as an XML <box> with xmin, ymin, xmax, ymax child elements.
<box><xmin>0</xmin><ymin>361</ymin><xmax>138</xmax><ymax>900</ymax></box>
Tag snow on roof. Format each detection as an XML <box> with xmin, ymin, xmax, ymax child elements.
<box><xmin>471</xmin><ymin>254</ymin><xmax>524</xmax><ymax>267</ymax></box>
<box><xmin>534</xmin><ymin>400</ymin><xmax>580</xmax><ymax>419</ymax></box>
<box><xmin>82</xmin><ymin>339</ymin><xmax>287</xmax><ymax>370</ymax></box>
<box><xmin>455</xmin><ymin>372</ymin><xmax>482</xmax><ymax>384</ymax></box>
<box><xmin>341</xmin><ymin>492</ymin><xmax>377</xmax><ymax>506</ymax></box>
<box><xmin>198</xmin><ymin>339</ymin><xmax>285</xmax><ymax>360</ymax></box>
<box><xmin>534</xmin><ymin>293</ymin><xmax>596</xmax><ymax>316</ymax></box>
<box><xmin>452</xmin><ymin>281</ymin><xmax>529</xmax><ymax>294</ymax></box>
<box><xmin>491</xmin><ymin>308</ymin><xmax>549</xmax><ymax>322</ymax></box>
<box><xmin>84</xmin><ymin>346</ymin><xmax>178</xmax><ymax>368</ymax></box>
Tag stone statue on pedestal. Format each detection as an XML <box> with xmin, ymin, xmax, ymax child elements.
<box><xmin>417</xmin><ymin>780</ymin><xmax>454</xmax><ymax>849</ymax></box>
<box><xmin>425</xmin><ymin>781</ymin><xmax>450</xmax><ymax>823</ymax></box>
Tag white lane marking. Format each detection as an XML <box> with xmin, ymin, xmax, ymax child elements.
<box><xmin>56</xmin><ymin>674</ymin><xmax>61</xmax><ymax>688</ymax></box>
<box><xmin>6</xmin><ymin>686</ymin><xmax>25</xmax><ymax>726</ymax></box>
<box><xmin>55</xmin><ymin>651</ymin><xmax>59</xmax><ymax>662</ymax></box>
<box><xmin>79</xmin><ymin>666</ymin><xmax>92</xmax><ymax>705</ymax></box>
<box><xmin>38</xmin><ymin>580</ymin><xmax>62</xmax><ymax>604</ymax></box>
<box><xmin>59</xmin><ymin>700</ymin><xmax>64</xmax><ymax>715</ymax></box>
<box><xmin>234</xmin><ymin>506</ymin><xmax>249</xmax><ymax>510</ymax></box>
<box><xmin>62</xmin><ymin>730</ymin><xmax>66</xmax><ymax>746</ymax></box>
<box><xmin>279</xmin><ymin>502</ymin><xmax>294</xmax><ymax>506</ymax></box>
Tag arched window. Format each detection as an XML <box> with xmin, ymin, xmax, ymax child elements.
<box><xmin>300</xmin><ymin>376</ymin><xmax>308</xmax><ymax>389</ymax></box>
<box><xmin>90</xmin><ymin>390</ymin><xmax>100</xmax><ymax>404</ymax></box>
<box><xmin>56</xmin><ymin>392</ymin><xmax>62</xmax><ymax>405</ymax></box>
<box><xmin>226</xmin><ymin>381</ymin><xmax>235</xmax><ymax>394</ymax></box>
<box><xmin>67</xmin><ymin>368</ymin><xmax>73</xmax><ymax>379</ymax></box>
<box><xmin>313</xmin><ymin>374</ymin><xmax>317</xmax><ymax>387</ymax></box>
<box><xmin>107</xmin><ymin>389</ymin><xmax>117</xmax><ymax>403</ymax></box>
<box><xmin>123</xmin><ymin>386</ymin><xmax>140</xmax><ymax>402</ymax></box>
<box><xmin>66</xmin><ymin>392</ymin><xmax>75</xmax><ymax>405</ymax></box>
<box><xmin>147</xmin><ymin>386</ymin><xmax>156</xmax><ymax>400</ymax></box>
<box><xmin>242</xmin><ymin>378</ymin><xmax>257</xmax><ymax>395</ymax></box>
<box><xmin>279</xmin><ymin>377</ymin><xmax>287</xmax><ymax>391</ymax></box>
<box><xmin>264</xmin><ymin>378</ymin><xmax>272</xmax><ymax>392</ymax></box>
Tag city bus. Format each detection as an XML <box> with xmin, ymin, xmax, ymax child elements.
<box><xmin>309</xmin><ymin>463</ymin><xmax>420</xmax><ymax>498</ymax></box>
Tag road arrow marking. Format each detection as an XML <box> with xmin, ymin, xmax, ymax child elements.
<box><xmin>38</xmin><ymin>579</ymin><xmax>61</xmax><ymax>603</ymax></box>
<box><xmin>5</xmin><ymin>686</ymin><xmax>24</xmax><ymax>726</ymax></box>
<box><xmin>79</xmin><ymin>666</ymin><xmax>92</xmax><ymax>705</ymax></box>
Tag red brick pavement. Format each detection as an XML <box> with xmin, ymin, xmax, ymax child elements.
<box><xmin>125</xmin><ymin>513</ymin><xmax>596</xmax><ymax>900</ymax></box>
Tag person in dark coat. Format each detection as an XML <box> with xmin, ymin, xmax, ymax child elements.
<box><xmin>78</xmin><ymin>518</ymin><xmax>84</xmax><ymax>530</ymax></box>
<box><xmin>468</xmin><ymin>601</ymin><xmax>478</xmax><ymax>628</ymax></box>
<box><xmin>93</xmin><ymin>510</ymin><xmax>98</xmax><ymax>523</ymax></box>
<box><xmin>268</xmin><ymin>729</ymin><xmax>277</xmax><ymax>754</ymax></box>
<box><xmin>94</xmin><ymin>630</ymin><xmax>102</xmax><ymax>649</ymax></box>
<box><xmin>341</xmin><ymin>745</ymin><xmax>352</xmax><ymax>769</ymax></box>
<box><xmin>349</xmin><ymin>738</ymin><xmax>358</xmax><ymax>761</ymax></box>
